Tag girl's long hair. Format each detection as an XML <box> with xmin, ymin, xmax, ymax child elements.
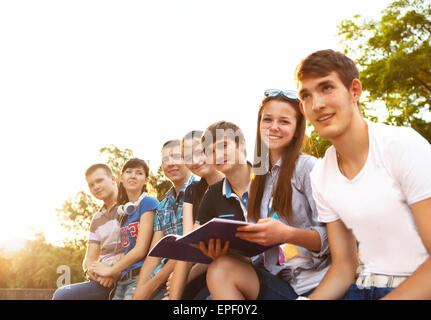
<box><xmin>117</xmin><ymin>158</ymin><xmax>150</xmax><ymax>205</ymax></box>
<box><xmin>247</xmin><ymin>94</ymin><xmax>306</xmax><ymax>223</ymax></box>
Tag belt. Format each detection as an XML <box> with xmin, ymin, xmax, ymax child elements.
<box><xmin>121</xmin><ymin>268</ymin><xmax>141</xmax><ymax>281</ymax></box>
<box><xmin>356</xmin><ymin>273</ymin><xmax>407</xmax><ymax>289</ymax></box>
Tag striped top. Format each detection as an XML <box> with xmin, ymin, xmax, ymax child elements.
<box><xmin>88</xmin><ymin>205</ymin><xmax>123</xmax><ymax>264</ymax></box>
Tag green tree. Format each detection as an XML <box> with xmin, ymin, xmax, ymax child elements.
<box><xmin>7</xmin><ymin>232</ymin><xmax>86</xmax><ymax>289</ymax></box>
<box><xmin>0</xmin><ymin>249</ymin><xmax>12</xmax><ymax>287</ymax></box>
<box><xmin>99</xmin><ymin>144</ymin><xmax>134</xmax><ymax>182</ymax></box>
<box><xmin>148</xmin><ymin>165</ymin><xmax>172</xmax><ymax>201</ymax></box>
<box><xmin>303</xmin><ymin>129</ymin><xmax>332</xmax><ymax>158</ymax></box>
<box><xmin>56</xmin><ymin>191</ymin><xmax>100</xmax><ymax>250</ymax></box>
<box><xmin>338</xmin><ymin>0</ymin><xmax>431</xmax><ymax>142</ymax></box>
<box><xmin>0</xmin><ymin>236</ymin><xmax>85</xmax><ymax>289</ymax></box>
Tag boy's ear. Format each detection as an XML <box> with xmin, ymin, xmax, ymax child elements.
<box><xmin>350</xmin><ymin>78</ymin><xmax>362</xmax><ymax>103</ymax></box>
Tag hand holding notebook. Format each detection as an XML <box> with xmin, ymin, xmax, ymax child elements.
<box><xmin>148</xmin><ymin>218</ymin><xmax>280</xmax><ymax>264</ymax></box>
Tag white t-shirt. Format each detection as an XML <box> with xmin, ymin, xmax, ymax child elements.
<box><xmin>310</xmin><ymin>121</ymin><xmax>431</xmax><ymax>276</ymax></box>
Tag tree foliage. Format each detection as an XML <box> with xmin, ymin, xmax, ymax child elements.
<box><xmin>148</xmin><ymin>165</ymin><xmax>173</xmax><ymax>201</ymax></box>
<box><xmin>0</xmin><ymin>249</ymin><xmax>12</xmax><ymax>287</ymax></box>
<box><xmin>1</xmin><ymin>233</ymin><xmax>86</xmax><ymax>289</ymax></box>
<box><xmin>99</xmin><ymin>144</ymin><xmax>134</xmax><ymax>183</ymax></box>
<box><xmin>303</xmin><ymin>129</ymin><xmax>332</xmax><ymax>158</ymax></box>
<box><xmin>56</xmin><ymin>191</ymin><xmax>100</xmax><ymax>251</ymax></box>
<box><xmin>338</xmin><ymin>0</ymin><xmax>431</xmax><ymax>142</ymax></box>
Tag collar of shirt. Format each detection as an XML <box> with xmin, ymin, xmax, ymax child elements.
<box><xmin>100</xmin><ymin>205</ymin><xmax>107</xmax><ymax>214</ymax></box>
<box><xmin>165</xmin><ymin>175</ymin><xmax>196</xmax><ymax>200</ymax></box>
<box><xmin>99</xmin><ymin>204</ymin><xmax>118</xmax><ymax>219</ymax></box>
<box><xmin>263</xmin><ymin>157</ymin><xmax>283</xmax><ymax>220</ymax></box>
<box><xmin>269</xmin><ymin>157</ymin><xmax>282</xmax><ymax>176</ymax></box>
<box><xmin>222</xmin><ymin>178</ymin><xmax>248</xmax><ymax>219</ymax></box>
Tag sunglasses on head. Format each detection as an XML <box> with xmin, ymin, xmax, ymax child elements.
<box><xmin>264</xmin><ymin>89</ymin><xmax>299</xmax><ymax>100</ymax></box>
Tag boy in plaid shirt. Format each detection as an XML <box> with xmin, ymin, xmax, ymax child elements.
<box><xmin>132</xmin><ymin>140</ymin><xmax>195</xmax><ymax>299</ymax></box>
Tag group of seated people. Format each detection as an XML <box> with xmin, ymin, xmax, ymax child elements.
<box><xmin>53</xmin><ymin>49</ymin><xmax>431</xmax><ymax>300</ymax></box>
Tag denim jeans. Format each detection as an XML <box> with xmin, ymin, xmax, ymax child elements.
<box><xmin>112</xmin><ymin>275</ymin><xmax>138</xmax><ymax>300</ymax></box>
<box><xmin>52</xmin><ymin>280</ymin><xmax>114</xmax><ymax>300</ymax></box>
<box><xmin>343</xmin><ymin>284</ymin><xmax>394</xmax><ymax>300</ymax></box>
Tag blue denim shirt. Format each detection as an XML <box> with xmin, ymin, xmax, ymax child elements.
<box><xmin>253</xmin><ymin>154</ymin><xmax>331</xmax><ymax>294</ymax></box>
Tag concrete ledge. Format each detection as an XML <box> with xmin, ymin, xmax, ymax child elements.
<box><xmin>0</xmin><ymin>288</ymin><xmax>55</xmax><ymax>300</ymax></box>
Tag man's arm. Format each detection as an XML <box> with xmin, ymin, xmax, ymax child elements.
<box><xmin>91</xmin><ymin>211</ymin><xmax>155</xmax><ymax>278</ymax></box>
<box><xmin>308</xmin><ymin>219</ymin><xmax>358</xmax><ymax>300</ymax></box>
<box><xmin>167</xmin><ymin>208</ymin><xmax>196</xmax><ymax>300</ymax></box>
<box><xmin>139</xmin><ymin>259</ymin><xmax>177</xmax><ymax>299</ymax></box>
<box><xmin>382</xmin><ymin>197</ymin><xmax>431</xmax><ymax>300</ymax></box>
<box><xmin>84</xmin><ymin>242</ymin><xmax>116</xmax><ymax>287</ymax></box>
<box><xmin>168</xmin><ymin>221</ymin><xmax>208</xmax><ymax>300</ymax></box>
<box><xmin>83</xmin><ymin>242</ymin><xmax>101</xmax><ymax>281</ymax></box>
<box><xmin>132</xmin><ymin>230</ymin><xmax>164</xmax><ymax>300</ymax></box>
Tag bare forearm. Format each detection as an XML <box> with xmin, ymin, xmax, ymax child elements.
<box><xmin>187</xmin><ymin>263</ymin><xmax>208</xmax><ymax>282</ymax></box>
<box><xmin>308</xmin><ymin>220</ymin><xmax>358</xmax><ymax>300</ymax></box>
<box><xmin>309</xmin><ymin>262</ymin><xmax>357</xmax><ymax>300</ymax></box>
<box><xmin>136</xmin><ymin>260</ymin><xmax>177</xmax><ymax>299</ymax></box>
<box><xmin>286</xmin><ymin>227</ymin><xmax>321</xmax><ymax>253</ymax></box>
<box><xmin>83</xmin><ymin>258</ymin><xmax>97</xmax><ymax>271</ymax></box>
<box><xmin>169</xmin><ymin>261</ymin><xmax>194</xmax><ymax>300</ymax></box>
<box><xmin>382</xmin><ymin>258</ymin><xmax>431</xmax><ymax>300</ymax></box>
<box><xmin>136</xmin><ymin>256</ymin><xmax>162</xmax><ymax>287</ymax></box>
<box><xmin>150</xmin><ymin>260</ymin><xmax>177</xmax><ymax>288</ymax></box>
<box><xmin>110</xmin><ymin>247</ymin><xmax>146</xmax><ymax>276</ymax></box>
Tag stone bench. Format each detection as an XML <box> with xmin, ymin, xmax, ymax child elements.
<box><xmin>0</xmin><ymin>288</ymin><xmax>55</xmax><ymax>300</ymax></box>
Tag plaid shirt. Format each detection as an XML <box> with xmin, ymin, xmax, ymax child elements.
<box><xmin>154</xmin><ymin>174</ymin><xmax>196</xmax><ymax>236</ymax></box>
<box><xmin>151</xmin><ymin>174</ymin><xmax>195</xmax><ymax>279</ymax></box>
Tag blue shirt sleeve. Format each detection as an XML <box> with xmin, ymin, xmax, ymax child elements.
<box><xmin>138</xmin><ymin>196</ymin><xmax>159</xmax><ymax>213</ymax></box>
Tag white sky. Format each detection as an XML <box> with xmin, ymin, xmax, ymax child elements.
<box><xmin>0</xmin><ymin>0</ymin><xmax>393</xmax><ymax>245</ymax></box>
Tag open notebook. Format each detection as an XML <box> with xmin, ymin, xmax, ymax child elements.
<box><xmin>148</xmin><ymin>217</ymin><xmax>278</xmax><ymax>264</ymax></box>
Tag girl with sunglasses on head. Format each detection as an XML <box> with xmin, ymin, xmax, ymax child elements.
<box><xmin>204</xmin><ymin>90</ymin><xmax>331</xmax><ymax>300</ymax></box>
<box><xmin>166</xmin><ymin>130</ymin><xmax>224</xmax><ymax>300</ymax></box>
<box><xmin>90</xmin><ymin>158</ymin><xmax>159</xmax><ymax>300</ymax></box>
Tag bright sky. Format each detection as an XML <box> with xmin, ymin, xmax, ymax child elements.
<box><xmin>0</xmin><ymin>0</ymin><xmax>393</xmax><ymax>245</ymax></box>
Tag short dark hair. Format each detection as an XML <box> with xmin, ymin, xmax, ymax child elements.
<box><xmin>161</xmin><ymin>139</ymin><xmax>181</xmax><ymax>151</ymax></box>
<box><xmin>181</xmin><ymin>130</ymin><xmax>203</xmax><ymax>162</ymax></box>
<box><xmin>201</xmin><ymin>121</ymin><xmax>245</xmax><ymax>153</ymax></box>
<box><xmin>85</xmin><ymin>163</ymin><xmax>113</xmax><ymax>178</ymax></box>
<box><xmin>117</xmin><ymin>158</ymin><xmax>150</xmax><ymax>205</ymax></box>
<box><xmin>295</xmin><ymin>49</ymin><xmax>359</xmax><ymax>89</ymax></box>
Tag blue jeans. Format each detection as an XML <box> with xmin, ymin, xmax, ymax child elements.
<box><xmin>343</xmin><ymin>284</ymin><xmax>394</xmax><ymax>300</ymax></box>
<box><xmin>52</xmin><ymin>280</ymin><xmax>114</xmax><ymax>300</ymax></box>
<box><xmin>113</xmin><ymin>276</ymin><xmax>138</xmax><ymax>300</ymax></box>
<box><xmin>254</xmin><ymin>267</ymin><xmax>314</xmax><ymax>300</ymax></box>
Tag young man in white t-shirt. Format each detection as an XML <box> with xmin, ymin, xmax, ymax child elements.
<box><xmin>294</xmin><ymin>49</ymin><xmax>431</xmax><ymax>300</ymax></box>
